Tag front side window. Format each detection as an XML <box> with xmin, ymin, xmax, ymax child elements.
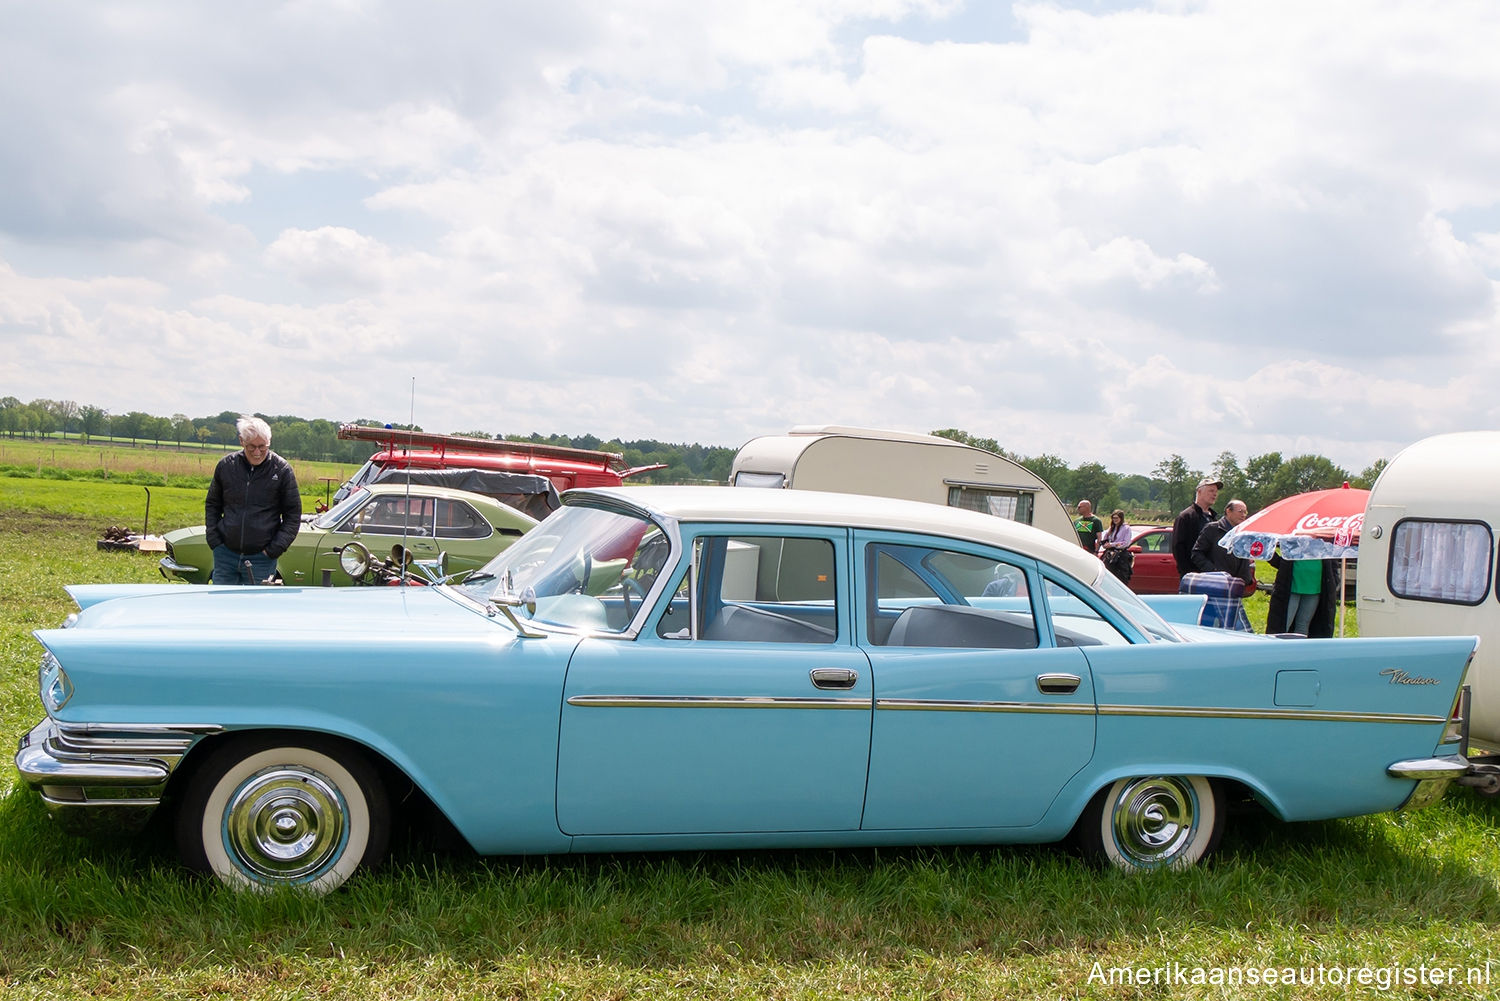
<box><xmin>1134</xmin><ymin>529</ymin><xmax>1171</xmax><ymax>553</ymax></box>
<box><xmin>866</xmin><ymin>543</ymin><xmax>1038</xmax><ymax>649</ymax></box>
<box><xmin>460</xmin><ymin>502</ymin><xmax>672</xmax><ymax>633</ymax></box>
<box><xmin>356</xmin><ymin>496</ymin><xmax>436</xmax><ymax>536</ymax></box>
<box><xmin>1043</xmin><ymin>578</ymin><xmax>1131</xmax><ymax>647</ymax></box>
<box><xmin>687</xmin><ymin>535</ymin><xmax>838</xmax><ymax>643</ymax></box>
<box><xmin>1389</xmin><ymin>519</ymin><xmax>1492</xmax><ymax>605</ymax></box>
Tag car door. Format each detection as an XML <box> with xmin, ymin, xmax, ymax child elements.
<box><xmin>857</xmin><ymin>533</ymin><xmax>1097</xmax><ymax>830</ymax></box>
<box><xmin>307</xmin><ymin>493</ymin><xmax>443</xmax><ymax>582</ymax></box>
<box><xmin>1130</xmin><ymin>528</ymin><xmax>1179</xmax><ymax>594</ymax></box>
<box><xmin>555</xmin><ymin>527</ymin><xmax>874</xmax><ymax>835</ymax></box>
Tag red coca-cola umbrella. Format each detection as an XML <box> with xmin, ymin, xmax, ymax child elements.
<box><xmin>1221</xmin><ymin>483</ymin><xmax>1368</xmax><ymax>561</ymax></box>
<box><xmin>1220</xmin><ymin>482</ymin><xmax>1368</xmax><ymax>636</ymax></box>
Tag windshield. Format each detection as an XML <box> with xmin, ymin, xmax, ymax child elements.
<box><xmin>1090</xmin><ymin>565</ymin><xmax>1182</xmax><ymax>642</ymax></box>
<box><xmin>312</xmin><ymin>487</ymin><xmax>369</xmax><ymax>530</ymax></box>
<box><xmin>459</xmin><ymin>502</ymin><xmax>673</xmax><ymax>633</ymax></box>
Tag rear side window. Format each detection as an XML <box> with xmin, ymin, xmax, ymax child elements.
<box><xmin>865</xmin><ymin>543</ymin><xmax>1038</xmax><ymax>649</ymax></box>
<box><xmin>434</xmin><ymin>500</ymin><xmax>493</xmax><ymax>540</ymax></box>
<box><xmin>1388</xmin><ymin>519</ymin><xmax>1493</xmax><ymax>605</ymax></box>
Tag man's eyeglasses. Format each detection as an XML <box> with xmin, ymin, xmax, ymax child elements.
<box><xmin>242</xmin><ymin>442</ymin><xmax>270</xmax><ymax>452</ymax></box>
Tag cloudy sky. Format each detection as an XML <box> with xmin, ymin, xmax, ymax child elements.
<box><xmin>2</xmin><ymin>0</ymin><xmax>1498</xmax><ymax>475</ymax></box>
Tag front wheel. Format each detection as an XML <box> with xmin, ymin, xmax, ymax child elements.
<box><xmin>1076</xmin><ymin>775</ymin><xmax>1223</xmax><ymax>872</ymax></box>
<box><xmin>176</xmin><ymin>734</ymin><xmax>389</xmax><ymax>893</ymax></box>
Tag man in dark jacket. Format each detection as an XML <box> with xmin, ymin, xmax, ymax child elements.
<box><xmin>1190</xmin><ymin>499</ymin><xmax>1255</xmax><ymax>586</ymax></box>
<box><xmin>1172</xmin><ymin>477</ymin><xmax>1221</xmax><ymax>577</ymax></box>
<box><xmin>206</xmin><ymin>416</ymin><xmax>301</xmax><ymax>584</ymax></box>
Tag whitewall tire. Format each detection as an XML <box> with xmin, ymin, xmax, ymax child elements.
<box><xmin>177</xmin><ymin>735</ymin><xmax>389</xmax><ymax>893</ymax></box>
<box><xmin>1079</xmin><ymin>775</ymin><xmax>1223</xmax><ymax>872</ymax></box>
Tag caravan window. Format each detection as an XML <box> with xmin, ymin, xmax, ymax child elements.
<box><xmin>733</xmin><ymin>471</ymin><xmax>787</xmax><ymax>488</ymax></box>
<box><xmin>1388</xmin><ymin>519</ymin><xmax>1493</xmax><ymax>605</ymax></box>
<box><xmin>947</xmin><ymin>485</ymin><xmax>1035</xmax><ymax>525</ymax></box>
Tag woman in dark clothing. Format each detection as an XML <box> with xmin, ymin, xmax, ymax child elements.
<box><xmin>1265</xmin><ymin>552</ymin><xmax>1342</xmax><ymax>637</ymax></box>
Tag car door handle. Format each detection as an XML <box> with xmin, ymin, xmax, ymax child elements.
<box><xmin>810</xmin><ymin>668</ymin><xmax>859</xmax><ymax>690</ymax></box>
<box><xmin>1036</xmin><ymin>673</ymin><xmax>1081</xmax><ymax>695</ymax></box>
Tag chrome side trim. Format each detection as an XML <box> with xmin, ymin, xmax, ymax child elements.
<box><xmin>563</xmin><ymin>697</ymin><xmax>1446</xmax><ymax>725</ymax></box>
<box><xmin>877</xmin><ymin>698</ymin><xmax>1095</xmax><ymax>715</ymax></box>
<box><xmin>565</xmin><ymin>695</ymin><xmax>869</xmax><ymax>710</ymax></box>
<box><xmin>1098</xmin><ymin>704</ymin><xmax>1446</xmax><ymax>725</ymax></box>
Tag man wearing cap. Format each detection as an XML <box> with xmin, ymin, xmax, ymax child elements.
<box><xmin>1172</xmin><ymin>477</ymin><xmax>1221</xmax><ymax>578</ymax></box>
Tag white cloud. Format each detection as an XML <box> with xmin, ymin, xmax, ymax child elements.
<box><xmin>3</xmin><ymin>0</ymin><xmax>1500</xmax><ymax>477</ymax></box>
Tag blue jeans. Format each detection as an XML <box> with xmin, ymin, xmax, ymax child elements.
<box><xmin>1286</xmin><ymin>591</ymin><xmax>1320</xmax><ymax>635</ymax></box>
<box><xmin>212</xmin><ymin>546</ymin><xmax>279</xmax><ymax>585</ymax></box>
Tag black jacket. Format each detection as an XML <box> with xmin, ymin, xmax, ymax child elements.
<box><xmin>1265</xmin><ymin>553</ymin><xmax>1340</xmax><ymax>637</ymax></box>
<box><xmin>205</xmin><ymin>450</ymin><xmax>302</xmax><ymax>557</ymax></box>
<box><xmin>1190</xmin><ymin>516</ymin><xmax>1254</xmax><ymax>583</ymax></box>
<box><xmin>1171</xmin><ymin>502</ymin><xmax>1217</xmax><ymax>576</ymax></box>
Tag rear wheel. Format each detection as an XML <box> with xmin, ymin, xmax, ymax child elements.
<box><xmin>1077</xmin><ymin>775</ymin><xmax>1223</xmax><ymax>872</ymax></box>
<box><xmin>177</xmin><ymin>734</ymin><xmax>389</xmax><ymax>893</ymax></box>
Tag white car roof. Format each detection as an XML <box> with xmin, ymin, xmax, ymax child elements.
<box><xmin>571</xmin><ymin>485</ymin><xmax>1102</xmax><ymax>582</ymax></box>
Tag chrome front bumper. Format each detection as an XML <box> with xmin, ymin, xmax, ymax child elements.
<box><xmin>15</xmin><ymin>717</ymin><xmax>221</xmax><ymax>835</ymax></box>
<box><xmin>157</xmin><ymin>556</ymin><xmax>199</xmax><ymax>578</ymax></box>
<box><xmin>1387</xmin><ymin>753</ymin><xmax>1471</xmax><ymax>811</ymax></box>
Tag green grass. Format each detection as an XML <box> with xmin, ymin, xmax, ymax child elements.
<box><xmin>2</xmin><ymin>477</ymin><xmax>1497</xmax><ymax>999</ymax></box>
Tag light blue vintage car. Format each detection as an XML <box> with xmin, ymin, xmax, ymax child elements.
<box><xmin>16</xmin><ymin>487</ymin><xmax>1479</xmax><ymax>892</ymax></box>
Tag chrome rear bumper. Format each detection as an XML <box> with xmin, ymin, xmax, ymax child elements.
<box><xmin>15</xmin><ymin>717</ymin><xmax>221</xmax><ymax>834</ymax></box>
<box><xmin>1387</xmin><ymin>753</ymin><xmax>1471</xmax><ymax>811</ymax></box>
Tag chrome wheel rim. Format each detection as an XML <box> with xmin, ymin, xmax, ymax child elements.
<box><xmin>224</xmin><ymin>765</ymin><xmax>349</xmax><ymax>882</ymax></box>
<box><xmin>1110</xmin><ymin>777</ymin><xmax>1198</xmax><ymax>867</ymax></box>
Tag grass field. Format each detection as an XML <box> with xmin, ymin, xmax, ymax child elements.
<box><xmin>0</xmin><ymin>438</ymin><xmax>357</xmax><ymax>516</ymax></box>
<box><xmin>1</xmin><ymin>476</ymin><xmax>1495</xmax><ymax>1000</ymax></box>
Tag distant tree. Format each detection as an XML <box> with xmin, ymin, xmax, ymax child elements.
<box><xmin>1020</xmin><ymin>453</ymin><xmax>1073</xmax><ymax>500</ymax></box>
<box><xmin>1072</xmin><ymin>461</ymin><xmax>1116</xmax><ymax>510</ymax></box>
<box><xmin>79</xmin><ymin>405</ymin><xmax>108</xmax><ymax>443</ymax></box>
<box><xmin>1352</xmin><ymin>458</ymin><xmax>1388</xmax><ymax>489</ymax></box>
<box><xmin>111</xmin><ymin>411</ymin><xmax>151</xmax><ymax>443</ymax></box>
<box><xmin>1240</xmin><ymin>455</ymin><xmax>1277</xmax><ymax>512</ymax></box>
<box><xmin>1267</xmin><ymin>454</ymin><xmax>1350</xmax><ymax>498</ymax></box>
<box><xmin>26</xmin><ymin>399</ymin><xmax>59</xmax><ymax>437</ymax></box>
<box><xmin>1152</xmin><ymin>454</ymin><xmax>1197</xmax><ymax>515</ymax></box>
<box><xmin>50</xmin><ymin>399</ymin><xmax>79</xmax><ymax>435</ymax></box>
<box><xmin>931</xmin><ymin>428</ymin><xmax>1010</xmax><ymax>458</ymax></box>
<box><xmin>170</xmin><ymin>414</ymin><xmax>192</xmax><ymax>445</ymax></box>
<box><xmin>1211</xmin><ymin>451</ymin><xmax>1249</xmax><ymax>507</ymax></box>
<box><xmin>1116</xmin><ymin>474</ymin><xmax>1153</xmax><ymax>506</ymax></box>
<box><xmin>451</xmin><ymin>430</ymin><xmax>494</xmax><ymax>439</ymax></box>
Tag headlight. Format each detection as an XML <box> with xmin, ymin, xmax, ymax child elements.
<box><xmin>40</xmin><ymin>653</ymin><xmax>74</xmax><ymax>713</ymax></box>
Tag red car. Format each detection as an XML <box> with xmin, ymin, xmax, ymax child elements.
<box><xmin>1127</xmin><ymin>525</ymin><xmax>1180</xmax><ymax>594</ymax></box>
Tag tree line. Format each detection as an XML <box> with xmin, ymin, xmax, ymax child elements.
<box><xmin>1</xmin><ymin>396</ymin><xmax>1385</xmax><ymax>516</ymax></box>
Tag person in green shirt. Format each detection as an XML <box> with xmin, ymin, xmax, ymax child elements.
<box><xmin>1073</xmin><ymin>499</ymin><xmax>1104</xmax><ymax>553</ymax></box>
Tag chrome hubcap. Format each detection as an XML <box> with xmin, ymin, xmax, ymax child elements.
<box><xmin>224</xmin><ymin>766</ymin><xmax>347</xmax><ymax>881</ymax></box>
<box><xmin>1111</xmin><ymin>777</ymin><xmax>1197</xmax><ymax>867</ymax></box>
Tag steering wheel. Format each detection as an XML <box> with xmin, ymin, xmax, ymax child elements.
<box><xmin>619</xmin><ymin>573</ymin><xmax>649</xmax><ymax>616</ymax></box>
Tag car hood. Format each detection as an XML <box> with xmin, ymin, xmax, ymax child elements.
<box><xmin>57</xmin><ymin>583</ymin><xmax>482</xmax><ymax>637</ymax></box>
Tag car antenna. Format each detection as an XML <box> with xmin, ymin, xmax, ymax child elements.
<box><xmin>401</xmin><ymin>376</ymin><xmax>415</xmax><ymax>587</ymax></box>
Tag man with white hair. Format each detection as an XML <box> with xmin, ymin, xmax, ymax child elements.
<box><xmin>205</xmin><ymin>415</ymin><xmax>302</xmax><ymax>584</ymax></box>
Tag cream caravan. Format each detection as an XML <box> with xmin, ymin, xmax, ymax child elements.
<box><xmin>730</xmin><ymin>426</ymin><xmax>1075</xmax><ymax>544</ymax></box>
<box><xmin>1359</xmin><ymin>431</ymin><xmax>1497</xmax><ymax>758</ymax></box>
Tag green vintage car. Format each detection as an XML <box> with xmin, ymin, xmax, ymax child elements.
<box><xmin>160</xmin><ymin>483</ymin><xmax>537</xmax><ymax>585</ymax></box>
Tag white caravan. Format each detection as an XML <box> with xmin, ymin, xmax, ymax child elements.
<box><xmin>730</xmin><ymin>425</ymin><xmax>1076</xmax><ymax>545</ymax></box>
